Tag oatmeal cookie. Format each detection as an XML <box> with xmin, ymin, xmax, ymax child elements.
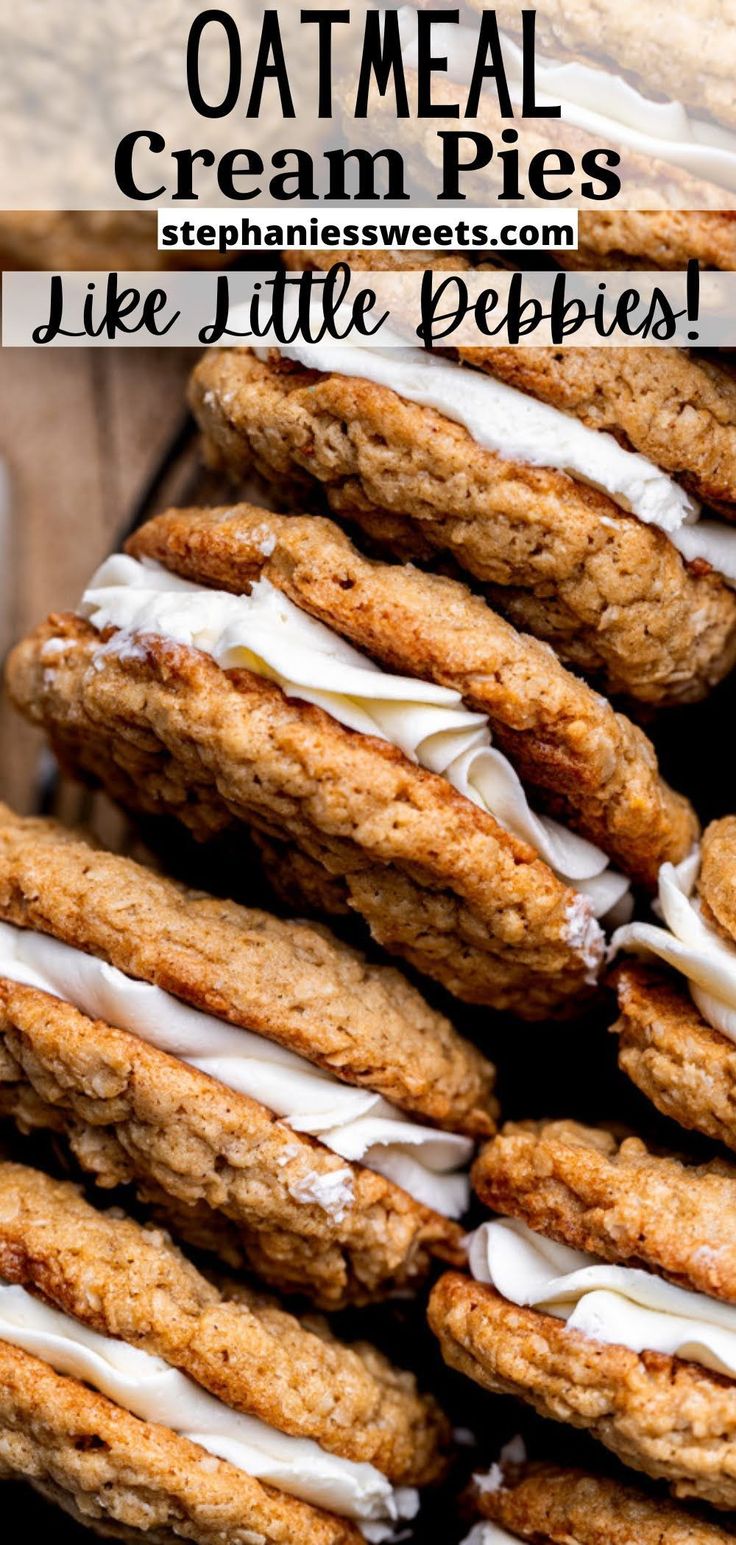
<box><xmin>0</xmin><ymin>1340</ymin><xmax>361</xmax><ymax>1545</ymax></box>
<box><xmin>429</xmin><ymin>1272</ymin><xmax>736</xmax><ymax>1510</ymax></box>
<box><xmin>480</xmin><ymin>0</ymin><xmax>736</xmax><ymax>131</ymax></box>
<box><xmin>127</xmin><ymin>505</ymin><xmax>697</xmax><ymax>888</ymax></box>
<box><xmin>286</xmin><ymin>210</ymin><xmax>736</xmax><ymax>272</ymax></box>
<box><xmin>559</xmin><ymin>212</ymin><xmax>736</xmax><ymax>271</ymax></box>
<box><xmin>0</xmin><ymin>978</ymin><xmax>463</xmax><ymax>1308</ymax></box>
<box><xmin>188</xmin><ymin>348</ymin><xmax>736</xmax><ymax>705</ymax></box>
<box><xmin>283</xmin><ymin>260</ymin><xmax>736</xmax><ymax>507</ymax></box>
<box><xmin>610</xmin><ymin>817</ymin><xmax>736</xmax><ymax>1150</ymax></box>
<box><xmin>468</xmin><ymin>1460</ymin><xmax>733</xmax><ymax>1543</ymax></box>
<box><xmin>613</xmin><ymin>963</ymin><xmax>736</xmax><ymax>1156</ymax></box>
<box><xmin>0</xmin><ymin>1160</ymin><xmax>448</xmax><ymax>1481</ymax></box>
<box><xmin>0</xmin><ymin>804</ymin><xmax>491</xmax><ymax>1132</ymax></box>
<box><xmin>472</xmin><ymin>1118</ymin><xmax>736</xmax><ymax>1303</ymax></box>
<box><xmin>6</xmin><ymin>619</ymin><xmax>604</xmax><ymax>1014</ymax></box>
<box><xmin>698</xmin><ymin>817</ymin><xmax>736</xmax><ymax>941</ymax></box>
<box><xmin>453</xmin><ymin>348</ymin><xmax>736</xmax><ymax>513</ymax></box>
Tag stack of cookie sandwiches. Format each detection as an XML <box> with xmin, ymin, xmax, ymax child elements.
<box><xmin>5</xmin><ymin>330</ymin><xmax>736</xmax><ymax>1544</ymax></box>
<box><xmin>5</xmin><ymin>506</ymin><xmax>696</xmax><ymax>1016</ymax></box>
<box><xmin>188</xmin><ymin>344</ymin><xmax>736</xmax><ymax>706</ymax></box>
<box><xmin>613</xmin><ymin>815</ymin><xmax>736</xmax><ymax>1157</ymax></box>
<box><xmin>0</xmin><ymin>803</ymin><xmax>492</xmax><ymax>1307</ymax></box>
<box><xmin>430</xmin><ymin>1119</ymin><xmax>736</xmax><ymax>1510</ymax></box>
<box><xmin>0</xmin><ymin>1157</ymin><xmax>449</xmax><ymax>1542</ymax></box>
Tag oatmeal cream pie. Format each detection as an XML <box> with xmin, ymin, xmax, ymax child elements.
<box><xmin>425</xmin><ymin>9</ymin><xmax>734</xmax><ymax>201</ymax></box>
<box><xmin>336</xmin><ymin>11</ymin><xmax>736</xmax><ymax>249</ymax></box>
<box><xmin>7</xmin><ymin>508</ymin><xmax>697</xmax><ymax>1012</ymax></box>
<box><xmin>429</xmin><ymin>1118</ymin><xmax>736</xmax><ymax>1510</ymax></box>
<box><xmin>478</xmin><ymin>0</ymin><xmax>736</xmax><ymax>138</ymax></box>
<box><xmin>382</xmin><ymin>5</ymin><xmax>736</xmax><ymax>217</ymax></box>
<box><xmin>460</xmin><ymin>1460</ymin><xmax>734</xmax><ymax>1545</ymax></box>
<box><xmin>612</xmin><ymin>817</ymin><xmax>736</xmax><ymax>1156</ymax></box>
<box><xmin>0</xmin><ymin>804</ymin><xmax>481</xmax><ymax>1306</ymax></box>
<box><xmin>0</xmin><ymin>1158</ymin><xmax>449</xmax><ymax>1542</ymax></box>
<box><xmin>189</xmin><ymin>346</ymin><xmax>736</xmax><ymax>706</ymax></box>
<box><xmin>285</xmin><ymin>253</ymin><xmax>736</xmax><ymax>512</ymax></box>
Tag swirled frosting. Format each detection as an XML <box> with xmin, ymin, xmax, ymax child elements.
<box><xmin>613</xmin><ymin>849</ymin><xmax>736</xmax><ymax>1042</ymax></box>
<box><xmin>468</xmin><ymin>1216</ymin><xmax>736</xmax><ymax>1378</ymax></box>
<box><xmin>80</xmin><ymin>553</ymin><xmax>629</xmax><ymax>922</ymax></box>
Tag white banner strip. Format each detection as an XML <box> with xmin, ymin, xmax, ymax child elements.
<box><xmin>3</xmin><ymin>267</ymin><xmax>734</xmax><ymax>347</ymax></box>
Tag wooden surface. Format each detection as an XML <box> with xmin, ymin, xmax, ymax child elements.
<box><xmin>0</xmin><ymin>347</ymin><xmax>197</xmax><ymax>812</ymax></box>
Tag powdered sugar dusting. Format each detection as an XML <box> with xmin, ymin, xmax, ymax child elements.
<box><xmin>564</xmin><ymin>895</ymin><xmax>604</xmax><ymax>983</ymax></box>
<box><xmin>499</xmin><ymin>1435</ymin><xmax>527</xmax><ymax>1466</ymax></box>
<box><xmin>473</xmin><ymin>1463</ymin><xmax>503</xmax><ymax>1495</ymax></box>
<box><xmin>288</xmin><ymin>1167</ymin><xmax>355</xmax><ymax>1221</ymax></box>
<box><xmin>40</xmin><ymin>637</ymin><xmax>69</xmax><ymax>661</ymax></box>
<box><xmin>90</xmin><ymin>629</ymin><xmax>149</xmax><ymax>672</ymax></box>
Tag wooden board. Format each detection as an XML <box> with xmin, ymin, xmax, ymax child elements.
<box><xmin>0</xmin><ymin>346</ymin><xmax>197</xmax><ymax>811</ymax></box>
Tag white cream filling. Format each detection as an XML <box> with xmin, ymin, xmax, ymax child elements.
<box><xmin>461</xmin><ymin>1527</ymin><xmax>521</xmax><ymax>1545</ymax></box>
<box><xmin>78</xmin><ymin>553</ymin><xmax>627</xmax><ymax>929</ymax></box>
<box><xmin>398</xmin><ymin>9</ymin><xmax>736</xmax><ymax>192</ymax></box>
<box><xmin>0</xmin><ymin>1279</ymin><xmax>417</xmax><ymax>1533</ymax></box>
<box><xmin>458</xmin><ymin>1447</ymin><xmax>527</xmax><ymax>1543</ymax></box>
<box><xmin>468</xmin><ymin>1217</ymin><xmax>736</xmax><ymax>1379</ymax></box>
<box><xmin>264</xmin><ymin>342</ymin><xmax>736</xmax><ymax>588</ymax></box>
<box><xmin>0</xmin><ymin>918</ymin><xmax>472</xmax><ymax>1219</ymax></box>
<box><xmin>265</xmin><ymin>341</ymin><xmax>696</xmax><ymax>536</ymax></box>
<box><xmin>612</xmin><ymin>848</ymin><xmax>736</xmax><ymax>1042</ymax></box>
<box><xmin>670</xmin><ymin>519</ymin><xmax>736</xmax><ymax>587</ymax></box>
